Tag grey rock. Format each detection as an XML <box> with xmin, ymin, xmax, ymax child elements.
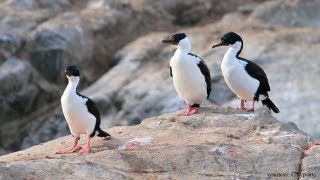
<box><xmin>301</xmin><ymin>155</ymin><xmax>320</xmax><ymax>180</ymax></box>
<box><xmin>20</xmin><ymin>108</ymin><xmax>68</xmax><ymax>150</ymax></box>
<box><xmin>0</xmin><ymin>58</ymin><xmax>60</xmax><ymax>152</ymax></box>
<box><xmin>0</xmin><ymin>58</ymin><xmax>31</xmax><ymax>96</ymax></box>
<box><xmin>0</xmin><ymin>33</ymin><xmax>21</xmax><ymax>62</ymax></box>
<box><xmin>28</xmin><ymin>28</ymin><xmax>70</xmax><ymax>83</ymax></box>
<box><xmin>0</xmin><ymin>106</ymin><xmax>314</xmax><ymax>179</ymax></box>
<box><xmin>251</xmin><ymin>0</ymin><xmax>320</xmax><ymax>27</ymax></box>
<box><xmin>0</xmin><ymin>0</ymin><xmax>319</xmax><ymax>161</ymax></box>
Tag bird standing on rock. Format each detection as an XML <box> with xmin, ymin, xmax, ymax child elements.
<box><xmin>57</xmin><ymin>66</ymin><xmax>111</xmax><ymax>154</ymax></box>
<box><xmin>211</xmin><ymin>32</ymin><xmax>279</xmax><ymax>113</ymax></box>
<box><xmin>162</xmin><ymin>33</ymin><xmax>211</xmax><ymax>116</ymax></box>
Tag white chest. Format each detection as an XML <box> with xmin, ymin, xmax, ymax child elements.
<box><xmin>61</xmin><ymin>89</ymin><xmax>95</xmax><ymax>136</ymax></box>
<box><xmin>221</xmin><ymin>54</ymin><xmax>259</xmax><ymax>100</ymax></box>
<box><xmin>169</xmin><ymin>52</ymin><xmax>207</xmax><ymax>105</ymax></box>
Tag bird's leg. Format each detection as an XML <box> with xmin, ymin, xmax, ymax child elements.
<box><xmin>237</xmin><ymin>99</ymin><xmax>245</xmax><ymax>110</ymax></box>
<box><xmin>178</xmin><ymin>105</ymin><xmax>198</xmax><ymax>116</ymax></box>
<box><xmin>79</xmin><ymin>137</ymin><xmax>91</xmax><ymax>154</ymax></box>
<box><xmin>245</xmin><ymin>101</ymin><xmax>255</xmax><ymax>112</ymax></box>
<box><xmin>56</xmin><ymin>137</ymin><xmax>81</xmax><ymax>154</ymax></box>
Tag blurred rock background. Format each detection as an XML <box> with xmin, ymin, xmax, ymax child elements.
<box><xmin>0</xmin><ymin>0</ymin><xmax>319</xmax><ymax>155</ymax></box>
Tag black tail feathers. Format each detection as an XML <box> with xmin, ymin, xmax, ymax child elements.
<box><xmin>97</xmin><ymin>128</ymin><xmax>111</xmax><ymax>138</ymax></box>
<box><xmin>262</xmin><ymin>98</ymin><xmax>280</xmax><ymax>113</ymax></box>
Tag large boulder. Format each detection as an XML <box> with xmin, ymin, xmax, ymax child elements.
<box><xmin>0</xmin><ymin>107</ymin><xmax>318</xmax><ymax>179</ymax></box>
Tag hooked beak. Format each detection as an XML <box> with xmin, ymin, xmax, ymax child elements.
<box><xmin>162</xmin><ymin>37</ymin><xmax>177</xmax><ymax>45</ymax></box>
<box><xmin>212</xmin><ymin>41</ymin><xmax>228</xmax><ymax>49</ymax></box>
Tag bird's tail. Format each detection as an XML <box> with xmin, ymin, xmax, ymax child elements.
<box><xmin>261</xmin><ymin>98</ymin><xmax>280</xmax><ymax>113</ymax></box>
<box><xmin>97</xmin><ymin>128</ymin><xmax>111</xmax><ymax>138</ymax></box>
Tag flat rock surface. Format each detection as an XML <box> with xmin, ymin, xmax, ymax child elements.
<box><xmin>1</xmin><ymin>106</ymin><xmax>318</xmax><ymax>179</ymax></box>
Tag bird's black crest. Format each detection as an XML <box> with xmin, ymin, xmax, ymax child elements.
<box><xmin>162</xmin><ymin>33</ymin><xmax>187</xmax><ymax>45</ymax></box>
<box><xmin>172</xmin><ymin>33</ymin><xmax>186</xmax><ymax>43</ymax></box>
<box><xmin>65</xmin><ymin>65</ymin><xmax>80</xmax><ymax>77</ymax></box>
<box><xmin>221</xmin><ymin>32</ymin><xmax>243</xmax><ymax>45</ymax></box>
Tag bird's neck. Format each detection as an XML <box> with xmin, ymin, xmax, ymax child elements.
<box><xmin>223</xmin><ymin>41</ymin><xmax>243</xmax><ymax>63</ymax></box>
<box><xmin>64</xmin><ymin>77</ymin><xmax>80</xmax><ymax>96</ymax></box>
<box><xmin>175</xmin><ymin>45</ymin><xmax>191</xmax><ymax>56</ymax></box>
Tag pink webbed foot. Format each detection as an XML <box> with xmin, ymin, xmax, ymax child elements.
<box><xmin>79</xmin><ymin>145</ymin><xmax>90</xmax><ymax>154</ymax></box>
<box><xmin>244</xmin><ymin>108</ymin><xmax>255</xmax><ymax>112</ymax></box>
<box><xmin>178</xmin><ymin>109</ymin><xmax>188</xmax><ymax>116</ymax></box>
<box><xmin>79</xmin><ymin>137</ymin><xmax>91</xmax><ymax>154</ymax></box>
<box><xmin>56</xmin><ymin>145</ymin><xmax>82</xmax><ymax>154</ymax></box>
<box><xmin>178</xmin><ymin>106</ymin><xmax>198</xmax><ymax>116</ymax></box>
<box><xmin>56</xmin><ymin>137</ymin><xmax>81</xmax><ymax>154</ymax></box>
<box><xmin>186</xmin><ymin>108</ymin><xmax>198</xmax><ymax>115</ymax></box>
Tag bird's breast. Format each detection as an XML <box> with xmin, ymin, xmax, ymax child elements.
<box><xmin>221</xmin><ymin>58</ymin><xmax>259</xmax><ymax>100</ymax></box>
<box><xmin>170</xmin><ymin>58</ymin><xmax>207</xmax><ymax>105</ymax></box>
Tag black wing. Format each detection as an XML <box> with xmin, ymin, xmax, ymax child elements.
<box><xmin>239</xmin><ymin>57</ymin><xmax>270</xmax><ymax>92</ymax></box>
<box><xmin>188</xmin><ymin>53</ymin><xmax>211</xmax><ymax>99</ymax></box>
<box><xmin>77</xmin><ymin>92</ymin><xmax>101</xmax><ymax>136</ymax></box>
<box><xmin>197</xmin><ymin>60</ymin><xmax>212</xmax><ymax>99</ymax></box>
<box><xmin>170</xmin><ymin>66</ymin><xmax>172</xmax><ymax>77</ymax></box>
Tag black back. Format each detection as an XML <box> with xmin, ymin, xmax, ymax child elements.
<box><xmin>188</xmin><ymin>53</ymin><xmax>211</xmax><ymax>99</ymax></box>
<box><xmin>239</xmin><ymin>57</ymin><xmax>270</xmax><ymax>100</ymax></box>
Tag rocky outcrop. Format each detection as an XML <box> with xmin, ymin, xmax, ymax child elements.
<box><xmin>1</xmin><ymin>0</ymin><xmax>319</xmax><ymax>157</ymax></box>
<box><xmin>0</xmin><ymin>107</ymin><xmax>318</xmax><ymax>179</ymax></box>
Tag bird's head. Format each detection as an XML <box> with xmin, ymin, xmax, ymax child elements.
<box><xmin>212</xmin><ymin>32</ymin><xmax>243</xmax><ymax>49</ymax></box>
<box><xmin>162</xmin><ymin>33</ymin><xmax>191</xmax><ymax>51</ymax></box>
<box><xmin>64</xmin><ymin>65</ymin><xmax>80</xmax><ymax>81</ymax></box>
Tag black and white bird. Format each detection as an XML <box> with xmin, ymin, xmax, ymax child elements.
<box><xmin>57</xmin><ymin>66</ymin><xmax>111</xmax><ymax>154</ymax></box>
<box><xmin>162</xmin><ymin>33</ymin><xmax>211</xmax><ymax>116</ymax></box>
<box><xmin>211</xmin><ymin>32</ymin><xmax>279</xmax><ymax>113</ymax></box>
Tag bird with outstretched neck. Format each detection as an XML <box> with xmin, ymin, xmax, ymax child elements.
<box><xmin>212</xmin><ymin>32</ymin><xmax>279</xmax><ymax>113</ymax></box>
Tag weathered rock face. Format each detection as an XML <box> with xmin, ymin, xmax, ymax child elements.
<box><xmin>251</xmin><ymin>0</ymin><xmax>320</xmax><ymax>27</ymax></box>
<box><xmin>1</xmin><ymin>0</ymin><xmax>319</xmax><ymax>157</ymax></box>
<box><xmin>0</xmin><ymin>58</ymin><xmax>60</xmax><ymax>153</ymax></box>
<box><xmin>0</xmin><ymin>107</ymin><xmax>318</xmax><ymax>179</ymax></box>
